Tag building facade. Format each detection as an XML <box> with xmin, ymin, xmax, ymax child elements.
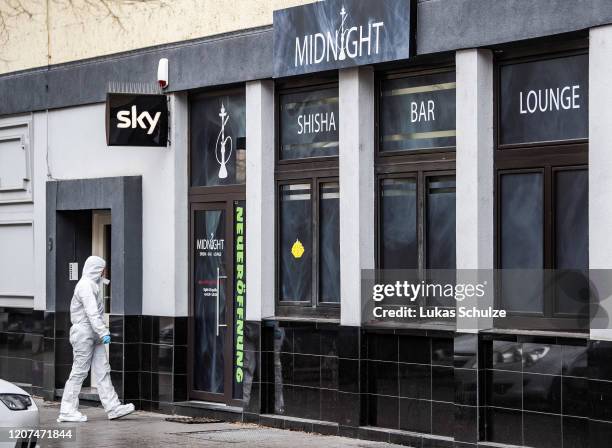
<box><xmin>2</xmin><ymin>1</ymin><xmax>612</xmax><ymax>447</ymax></box>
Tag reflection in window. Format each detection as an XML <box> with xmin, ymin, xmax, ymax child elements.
<box><xmin>380</xmin><ymin>178</ymin><xmax>417</xmax><ymax>269</ymax></box>
<box><xmin>501</xmin><ymin>173</ymin><xmax>544</xmax><ymax>268</ymax></box>
<box><xmin>279</xmin><ymin>87</ymin><xmax>339</xmax><ymax>160</ymax></box>
<box><xmin>500</xmin><ymin>172</ymin><xmax>544</xmax><ymax>313</ymax></box>
<box><xmin>190</xmin><ymin>91</ymin><xmax>246</xmax><ymax>187</ymax></box>
<box><xmin>193</xmin><ymin>209</ymin><xmax>226</xmax><ymax>393</ymax></box>
<box><xmin>319</xmin><ymin>182</ymin><xmax>340</xmax><ymax>303</ymax></box>
<box><xmin>379</xmin><ymin>71</ymin><xmax>456</xmax><ymax>152</ymax></box>
<box><xmin>555</xmin><ymin>169</ymin><xmax>588</xmax><ymax>314</ymax></box>
<box><xmin>426</xmin><ymin>176</ymin><xmax>456</xmax><ymax>269</ymax></box>
<box><xmin>279</xmin><ymin>184</ymin><xmax>312</xmax><ymax>301</ymax></box>
<box><xmin>555</xmin><ymin>170</ymin><xmax>588</xmax><ymax>269</ymax></box>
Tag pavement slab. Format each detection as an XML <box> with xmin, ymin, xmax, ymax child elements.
<box><xmin>37</xmin><ymin>399</ymin><xmax>405</xmax><ymax>448</ymax></box>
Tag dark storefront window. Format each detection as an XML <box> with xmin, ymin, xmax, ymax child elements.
<box><xmin>554</xmin><ymin>169</ymin><xmax>588</xmax><ymax>315</ymax></box>
<box><xmin>499</xmin><ymin>172</ymin><xmax>544</xmax><ymax>314</ymax></box>
<box><xmin>279</xmin><ymin>87</ymin><xmax>339</xmax><ymax>160</ymax></box>
<box><xmin>278</xmin><ymin>179</ymin><xmax>340</xmax><ymax>308</ymax></box>
<box><xmin>495</xmin><ymin>51</ymin><xmax>589</xmax><ymax>326</ymax></box>
<box><xmin>426</xmin><ymin>176</ymin><xmax>456</xmax><ymax>269</ymax></box>
<box><xmin>276</xmin><ymin>80</ymin><xmax>340</xmax><ymax>318</ymax></box>
<box><xmin>378</xmin><ymin>174</ymin><xmax>456</xmax><ymax>271</ymax></box>
<box><xmin>380</xmin><ymin>178</ymin><xmax>417</xmax><ymax>269</ymax></box>
<box><xmin>376</xmin><ymin>68</ymin><xmax>456</xmax><ymax>272</ymax></box>
<box><xmin>190</xmin><ymin>89</ymin><xmax>246</xmax><ymax>187</ymax></box>
<box><xmin>279</xmin><ymin>183</ymin><xmax>313</xmax><ymax>302</ymax></box>
<box><xmin>318</xmin><ymin>182</ymin><xmax>340</xmax><ymax>302</ymax></box>
<box><xmin>379</xmin><ymin>71</ymin><xmax>456</xmax><ymax>152</ymax></box>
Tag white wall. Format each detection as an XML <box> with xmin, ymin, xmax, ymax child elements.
<box><xmin>245</xmin><ymin>80</ymin><xmax>275</xmax><ymax>321</ymax></box>
<box><xmin>589</xmin><ymin>24</ymin><xmax>612</xmax><ymax>340</ymax></box>
<box><xmin>455</xmin><ymin>49</ymin><xmax>494</xmax><ymax>332</ymax></box>
<box><xmin>32</xmin><ymin>97</ymin><xmax>188</xmax><ymax>316</ymax></box>
<box><xmin>32</xmin><ymin>112</ymin><xmax>47</xmax><ymax>310</ymax></box>
<box><xmin>170</xmin><ymin>94</ymin><xmax>190</xmax><ymax>317</ymax></box>
<box><xmin>339</xmin><ymin>67</ymin><xmax>375</xmax><ymax>326</ymax></box>
<box><xmin>455</xmin><ymin>49</ymin><xmax>494</xmax><ymax>271</ymax></box>
<box><xmin>0</xmin><ymin>223</ymin><xmax>34</xmax><ymax>307</ymax></box>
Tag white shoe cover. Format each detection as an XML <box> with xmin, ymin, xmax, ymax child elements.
<box><xmin>108</xmin><ymin>403</ymin><xmax>135</xmax><ymax>420</ymax></box>
<box><xmin>57</xmin><ymin>412</ymin><xmax>87</xmax><ymax>423</ymax></box>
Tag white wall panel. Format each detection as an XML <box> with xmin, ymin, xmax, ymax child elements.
<box><xmin>0</xmin><ymin>224</ymin><xmax>34</xmax><ymax>300</ymax></box>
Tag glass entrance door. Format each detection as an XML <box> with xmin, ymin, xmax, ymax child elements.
<box><xmin>190</xmin><ymin>202</ymin><xmax>232</xmax><ymax>401</ymax></box>
<box><xmin>189</xmin><ymin>198</ymin><xmax>247</xmax><ymax>404</ymax></box>
<box><xmin>189</xmin><ymin>200</ymin><xmax>245</xmax><ymax>403</ymax></box>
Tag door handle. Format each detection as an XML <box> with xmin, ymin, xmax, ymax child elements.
<box><xmin>216</xmin><ymin>267</ymin><xmax>228</xmax><ymax>336</ymax></box>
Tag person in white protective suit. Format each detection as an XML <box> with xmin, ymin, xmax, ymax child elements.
<box><xmin>57</xmin><ymin>256</ymin><xmax>135</xmax><ymax>422</ymax></box>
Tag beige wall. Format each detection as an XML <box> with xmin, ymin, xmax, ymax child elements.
<box><xmin>0</xmin><ymin>0</ymin><xmax>312</xmax><ymax>75</ymax></box>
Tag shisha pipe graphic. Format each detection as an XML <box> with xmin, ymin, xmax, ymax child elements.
<box><xmin>215</xmin><ymin>103</ymin><xmax>233</xmax><ymax>179</ymax></box>
<box><xmin>338</xmin><ymin>6</ymin><xmax>349</xmax><ymax>61</ymax></box>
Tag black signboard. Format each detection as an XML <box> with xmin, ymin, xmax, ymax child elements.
<box><xmin>380</xmin><ymin>71</ymin><xmax>456</xmax><ymax>152</ymax></box>
<box><xmin>499</xmin><ymin>54</ymin><xmax>588</xmax><ymax>145</ymax></box>
<box><xmin>279</xmin><ymin>87</ymin><xmax>339</xmax><ymax>160</ymax></box>
<box><xmin>106</xmin><ymin>93</ymin><xmax>168</xmax><ymax>147</ymax></box>
<box><xmin>273</xmin><ymin>0</ymin><xmax>414</xmax><ymax>78</ymax></box>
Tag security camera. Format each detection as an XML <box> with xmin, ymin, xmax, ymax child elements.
<box><xmin>157</xmin><ymin>58</ymin><xmax>169</xmax><ymax>89</ymax></box>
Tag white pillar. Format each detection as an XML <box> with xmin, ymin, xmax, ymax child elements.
<box><xmin>246</xmin><ymin>80</ymin><xmax>275</xmax><ymax>321</ymax></box>
<box><xmin>170</xmin><ymin>93</ymin><xmax>189</xmax><ymax>317</ymax></box>
<box><xmin>455</xmin><ymin>49</ymin><xmax>494</xmax><ymax>332</ymax></box>
<box><xmin>589</xmin><ymin>25</ymin><xmax>612</xmax><ymax>340</ymax></box>
<box><xmin>32</xmin><ymin>111</ymin><xmax>47</xmax><ymax>311</ymax></box>
<box><xmin>456</xmin><ymin>49</ymin><xmax>494</xmax><ymax>271</ymax></box>
<box><xmin>339</xmin><ymin>66</ymin><xmax>375</xmax><ymax>326</ymax></box>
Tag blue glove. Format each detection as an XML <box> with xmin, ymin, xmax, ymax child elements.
<box><xmin>102</xmin><ymin>335</ymin><xmax>111</xmax><ymax>345</ymax></box>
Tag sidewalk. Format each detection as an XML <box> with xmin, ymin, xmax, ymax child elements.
<box><xmin>37</xmin><ymin>399</ymin><xmax>405</xmax><ymax>448</ymax></box>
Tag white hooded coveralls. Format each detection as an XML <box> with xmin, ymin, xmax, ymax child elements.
<box><xmin>59</xmin><ymin>256</ymin><xmax>121</xmax><ymax>416</ymax></box>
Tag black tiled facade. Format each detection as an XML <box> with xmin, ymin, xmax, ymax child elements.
<box><xmin>251</xmin><ymin>325</ymin><xmax>612</xmax><ymax>447</ymax></box>
<box><xmin>0</xmin><ymin>308</ymin><xmax>187</xmax><ymax>411</ymax></box>
<box><xmin>0</xmin><ymin>307</ymin><xmax>44</xmax><ymax>395</ymax></box>
<box><xmin>480</xmin><ymin>334</ymin><xmax>603</xmax><ymax>448</ymax></box>
<box><xmin>259</xmin><ymin>321</ymin><xmax>340</xmax><ymax>421</ymax></box>
<box><xmin>4</xmin><ymin>307</ymin><xmax>612</xmax><ymax>447</ymax></box>
<box><xmin>363</xmin><ymin>332</ymin><xmax>456</xmax><ymax>435</ymax></box>
<box><xmin>105</xmin><ymin>314</ymin><xmax>188</xmax><ymax>411</ymax></box>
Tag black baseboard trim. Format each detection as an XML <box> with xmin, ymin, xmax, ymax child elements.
<box><xmin>258</xmin><ymin>413</ymin><xmax>338</xmax><ymax>435</ymax></box>
<box><xmin>172</xmin><ymin>401</ymin><xmax>243</xmax><ymax>423</ymax></box>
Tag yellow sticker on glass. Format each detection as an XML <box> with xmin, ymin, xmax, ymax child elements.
<box><xmin>291</xmin><ymin>239</ymin><xmax>305</xmax><ymax>259</ymax></box>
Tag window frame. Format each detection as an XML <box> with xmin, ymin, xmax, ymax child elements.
<box><xmin>374</xmin><ymin>65</ymin><xmax>457</xmax><ymax>272</ymax></box>
<box><xmin>375</xmin><ymin>168</ymin><xmax>457</xmax><ymax>273</ymax></box>
<box><xmin>275</xmin><ymin>77</ymin><xmax>340</xmax><ymax>319</ymax></box>
<box><xmin>493</xmin><ymin>46</ymin><xmax>589</xmax><ymax>330</ymax></box>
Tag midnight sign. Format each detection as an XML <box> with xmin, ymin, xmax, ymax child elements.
<box><xmin>273</xmin><ymin>0</ymin><xmax>414</xmax><ymax>77</ymax></box>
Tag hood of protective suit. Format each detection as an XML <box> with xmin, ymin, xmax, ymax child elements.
<box><xmin>82</xmin><ymin>256</ymin><xmax>106</xmax><ymax>283</ymax></box>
